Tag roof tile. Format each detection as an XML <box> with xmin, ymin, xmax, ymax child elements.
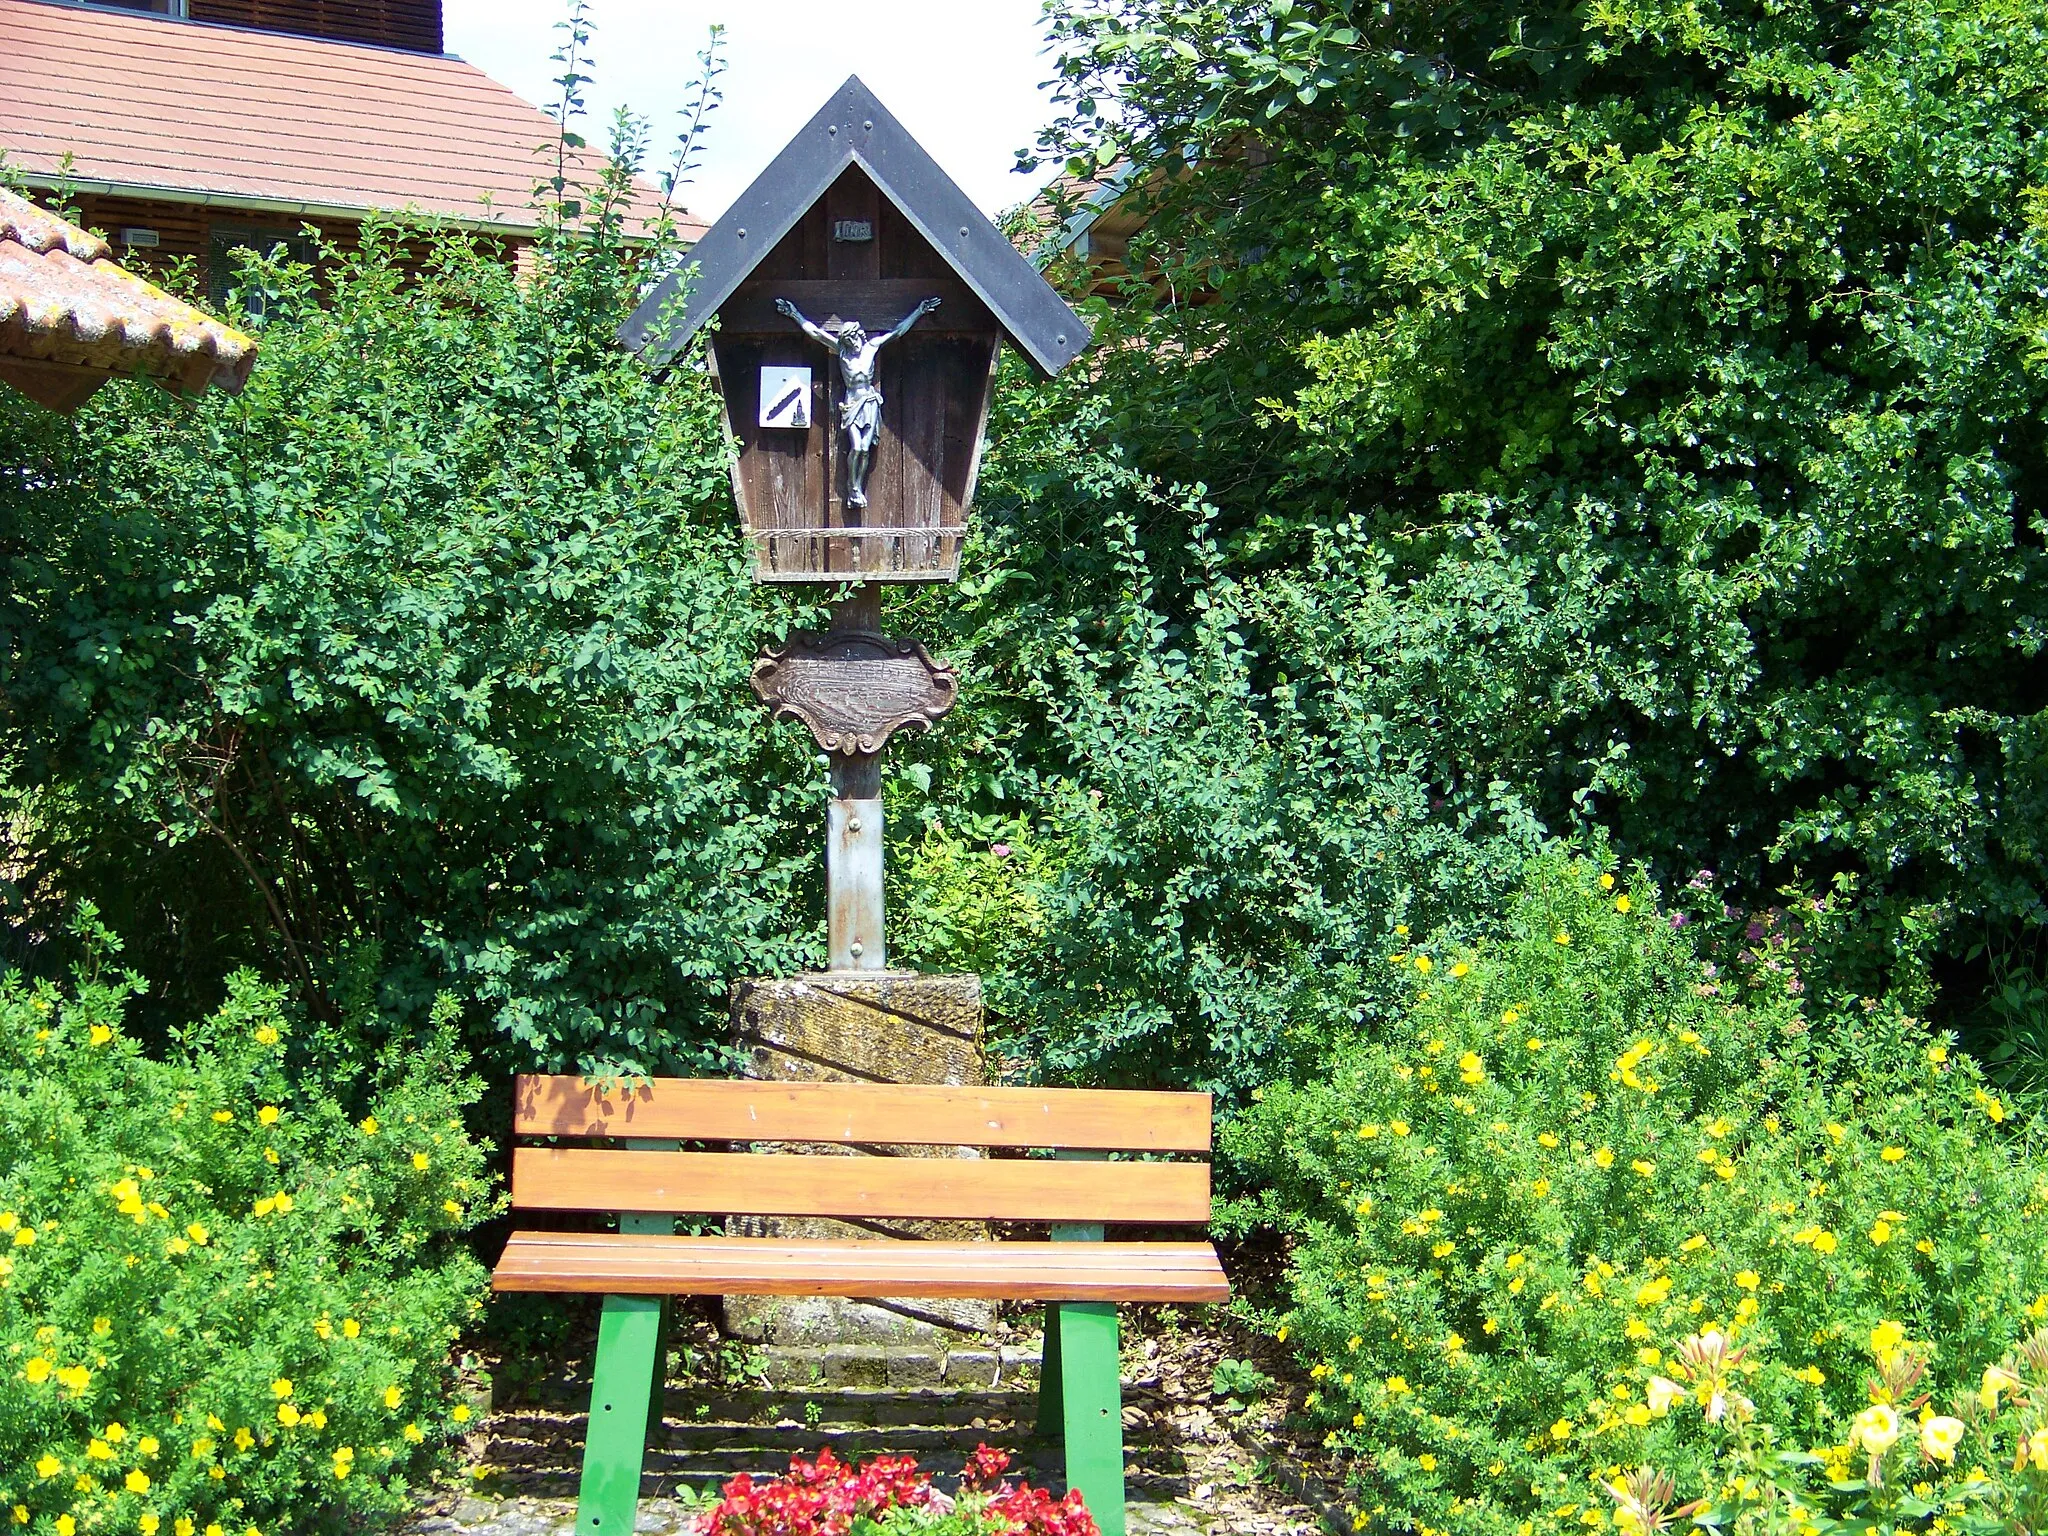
<box><xmin>0</xmin><ymin>185</ymin><xmax>255</xmax><ymax>409</ymax></box>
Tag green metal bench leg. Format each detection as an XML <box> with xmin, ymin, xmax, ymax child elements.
<box><xmin>1056</xmin><ymin>1301</ymin><xmax>1125</xmax><ymax>1536</ymax></box>
<box><xmin>576</xmin><ymin>1294</ymin><xmax>662</xmax><ymax>1536</ymax></box>
<box><xmin>1037</xmin><ymin>1301</ymin><xmax>1066</xmax><ymax>1439</ymax></box>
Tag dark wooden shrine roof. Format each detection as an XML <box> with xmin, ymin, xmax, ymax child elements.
<box><xmin>620</xmin><ymin>76</ymin><xmax>1088</xmax><ymax>378</ymax></box>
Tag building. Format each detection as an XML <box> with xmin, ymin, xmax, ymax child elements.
<box><xmin>0</xmin><ymin>0</ymin><xmax>697</xmax><ymax>301</ymax></box>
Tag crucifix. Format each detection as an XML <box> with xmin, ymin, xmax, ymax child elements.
<box><xmin>775</xmin><ymin>295</ymin><xmax>940</xmax><ymax>509</ymax></box>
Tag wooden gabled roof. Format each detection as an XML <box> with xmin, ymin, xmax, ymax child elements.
<box><xmin>621</xmin><ymin>76</ymin><xmax>1088</xmax><ymax>378</ymax></box>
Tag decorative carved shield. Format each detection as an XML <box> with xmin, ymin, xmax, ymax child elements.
<box><xmin>750</xmin><ymin>630</ymin><xmax>958</xmax><ymax>755</ymax></box>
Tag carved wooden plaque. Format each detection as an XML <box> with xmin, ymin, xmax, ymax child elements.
<box><xmin>751</xmin><ymin>631</ymin><xmax>958</xmax><ymax>755</ymax></box>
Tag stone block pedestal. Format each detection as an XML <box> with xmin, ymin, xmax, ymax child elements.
<box><xmin>726</xmin><ymin>971</ymin><xmax>997</xmax><ymax>1386</ymax></box>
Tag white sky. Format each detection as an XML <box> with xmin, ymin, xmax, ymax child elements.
<box><xmin>442</xmin><ymin>0</ymin><xmax>1068</xmax><ymax>223</ymax></box>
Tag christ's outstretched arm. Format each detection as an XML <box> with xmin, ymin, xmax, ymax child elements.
<box><xmin>882</xmin><ymin>296</ymin><xmax>942</xmax><ymax>345</ymax></box>
<box><xmin>774</xmin><ymin>297</ymin><xmax>840</xmax><ymax>351</ymax></box>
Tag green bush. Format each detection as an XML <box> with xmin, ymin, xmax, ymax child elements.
<box><xmin>0</xmin><ymin>913</ymin><xmax>494</xmax><ymax>1535</ymax></box>
<box><xmin>1224</xmin><ymin>856</ymin><xmax>2048</xmax><ymax>1536</ymax></box>
<box><xmin>1027</xmin><ymin>0</ymin><xmax>2048</xmax><ymax>1019</ymax></box>
<box><xmin>0</xmin><ymin>153</ymin><xmax>815</xmax><ymax>1076</ymax></box>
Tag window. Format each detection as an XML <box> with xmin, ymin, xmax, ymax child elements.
<box><xmin>208</xmin><ymin>224</ymin><xmax>319</xmax><ymax>316</ymax></box>
<box><xmin>74</xmin><ymin>0</ymin><xmax>187</xmax><ymax>15</ymax></box>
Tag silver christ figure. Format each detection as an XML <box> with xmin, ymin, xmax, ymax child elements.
<box><xmin>776</xmin><ymin>295</ymin><xmax>940</xmax><ymax>509</ymax></box>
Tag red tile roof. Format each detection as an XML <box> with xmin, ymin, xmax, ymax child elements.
<box><xmin>0</xmin><ymin>186</ymin><xmax>255</xmax><ymax>411</ymax></box>
<box><xmin>0</xmin><ymin>0</ymin><xmax>702</xmax><ymax>239</ymax></box>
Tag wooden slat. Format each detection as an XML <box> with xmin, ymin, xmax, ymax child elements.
<box><xmin>514</xmin><ymin>1076</ymin><xmax>1214</xmax><ymax>1153</ymax></box>
<box><xmin>492</xmin><ymin>1234</ymin><xmax>1231</xmax><ymax>1302</ymax></box>
<box><xmin>510</xmin><ymin>1148</ymin><xmax>1212</xmax><ymax>1224</ymax></box>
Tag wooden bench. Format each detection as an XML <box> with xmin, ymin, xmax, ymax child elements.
<box><xmin>494</xmin><ymin>1075</ymin><xmax>1230</xmax><ymax>1536</ymax></box>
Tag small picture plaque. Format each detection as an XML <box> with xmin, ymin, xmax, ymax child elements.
<box><xmin>832</xmin><ymin>219</ymin><xmax>873</xmax><ymax>243</ymax></box>
<box><xmin>758</xmin><ymin>365</ymin><xmax>812</xmax><ymax>429</ymax></box>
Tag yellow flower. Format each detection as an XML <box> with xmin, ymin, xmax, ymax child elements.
<box><xmin>13</xmin><ymin>1228</ymin><xmax>35</xmax><ymax>1248</ymax></box>
<box><xmin>1389</xmin><ymin>1121</ymin><xmax>1410</xmax><ymax>1137</ymax></box>
<box><xmin>186</xmin><ymin>1223</ymin><xmax>209</xmax><ymax>1245</ymax></box>
<box><xmin>57</xmin><ymin>1516</ymin><xmax>75</xmax><ymax>1536</ymax></box>
<box><xmin>56</xmin><ymin>1365</ymin><xmax>88</xmax><ymax>1394</ymax></box>
<box><xmin>360</xmin><ymin>1117</ymin><xmax>379</xmax><ymax>1136</ymax></box>
<box><xmin>451</xmin><ymin>1405</ymin><xmax>472</xmax><ymax>1424</ymax></box>
<box><xmin>252</xmin><ymin>1198</ymin><xmax>276</xmax><ymax>1218</ymax></box>
<box><xmin>1615</xmin><ymin>895</ymin><xmax>1631</xmax><ymax>913</ymax></box>
<box><xmin>1881</xmin><ymin>1146</ymin><xmax>1905</xmax><ymax>1162</ymax></box>
<box><xmin>1526</xmin><ymin>1037</ymin><xmax>1543</xmax><ymax>1051</ymax></box>
<box><xmin>142</xmin><ymin>1517</ymin><xmax>161</xmax><ymax>1536</ymax></box>
<box><xmin>25</xmin><ymin>1357</ymin><xmax>50</xmax><ymax>1384</ymax></box>
<box><xmin>1384</xmin><ymin>1376</ymin><xmax>1411</xmax><ymax>1396</ymax></box>
<box><xmin>412</xmin><ymin>1153</ymin><xmax>430</xmax><ymax>1171</ymax></box>
<box><xmin>1554</xmin><ymin>932</ymin><xmax>1571</xmax><ymax>946</ymax></box>
<box><xmin>212</xmin><ymin>1111</ymin><xmax>234</xmax><ymax>1124</ymax></box>
<box><xmin>1791</xmin><ymin>1365</ymin><xmax>1825</xmax><ymax>1386</ymax></box>
<box><xmin>257</xmin><ymin>1106</ymin><xmax>280</xmax><ymax>1126</ymax></box>
<box><xmin>442</xmin><ymin>1200</ymin><xmax>463</xmax><ymax>1216</ymax></box>
<box><xmin>233</xmin><ymin>1428</ymin><xmax>254</xmax><ymax>1452</ymax></box>
<box><xmin>1600</xmin><ymin>873</ymin><xmax>1615</xmax><ymax>890</ymax></box>
<box><xmin>1592</xmin><ymin>1148</ymin><xmax>1615</xmax><ymax>1169</ymax></box>
<box><xmin>271</xmin><ymin>1378</ymin><xmax>294</xmax><ymax>1400</ymax></box>
<box><xmin>1530</xmin><ymin>1179</ymin><xmax>1550</xmax><ymax>1198</ymax></box>
<box><xmin>1417</xmin><ymin>1454</ymin><xmax>1437</xmax><ymax>1471</ymax></box>
<box><xmin>1450</xmin><ymin>963</ymin><xmax>1469</xmax><ymax>978</ymax></box>
<box><xmin>1982</xmin><ymin>1364</ymin><xmax>2022</xmax><ymax>1411</ymax></box>
<box><xmin>89</xmin><ymin>1025</ymin><xmax>113</xmax><ymax>1046</ymax></box>
<box><xmin>277</xmin><ymin>1404</ymin><xmax>300</xmax><ymax>1428</ymax></box>
<box><xmin>1851</xmin><ymin>1404</ymin><xmax>1900</xmax><ymax>1455</ymax></box>
<box><xmin>1869</xmin><ymin>1220</ymin><xmax>1893</xmax><ymax>1245</ymax></box>
<box><xmin>1431</xmin><ymin>1240</ymin><xmax>1456</xmax><ymax>1259</ymax></box>
<box><xmin>402</xmin><ymin>1423</ymin><xmax>425</xmax><ymax>1444</ymax></box>
<box><xmin>35</xmin><ymin>1456</ymin><xmax>61</xmax><ymax>1479</ymax></box>
<box><xmin>1977</xmin><ymin>1090</ymin><xmax>2007</xmax><ymax>1124</ymax></box>
<box><xmin>1631</xmin><ymin>1159</ymin><xmax>1655</xmax><ymax>1178</ymax></box>
<box><xmin>1550</xmin><ymin>1418</ymin><xmax>1573</xmax><ymax>1440</ymax></box>
<box><xmin>1927</xmin><ymin>1046</ymin><xmax>1948</xmax><ymax>1065</ymax></box>
<box><xmin>177</xmin><ymin>1520</ymin><xmax>194</xmax><ymax>1536</ymax></box>
<box><xmin>1537</xmin><ymin>1133</ymin><xmax>1559</xmax><ymax>1149</ymax></box>
<box><xmin>104</xmin><ymin>1421</ymin><xmax>125</xmax><ymax>1442</ymax></box>
<box><xmin>88</xmin><ymin>1440</ymin><xmax>114</xmax><ymax>1462</ymax></box>
<box><xmin>1920</xmin><ymin>1415</ymin><xmax>1964</xmax><ymax>1465</ymax></box>
<box><xmin>254</xmin><ymin>1025</ymin><xmax>280</xmax><ymax>1046</ymax></box>
<box><xmin>1634</xmin><ymin>1277</ymin><xmax>1672</xmax><ymax>1306</ymax></box>
<box><xmin>1870</xmin><ymin>1320</ymin><xmax>1905</xmax><ymax>1355</ymax></box>
<box><xmin>1414</xmin><ymin>956</ymin><xmax>1433</xmax><ymax>976</ymax></box>
<box><xmin>273</xmin><ymin>1193</ymin><xmax>294</xmax><ymax>1215</ymax></box>
<box><xmin>124</xmin><ymin>1470</ymin><xmax>150</xmax><ymax>1494</ymax></box>
<box><xmin>342</xmin><ymin>1319</ymin><xmax>360</xmax><ymax>1340</ymax></box>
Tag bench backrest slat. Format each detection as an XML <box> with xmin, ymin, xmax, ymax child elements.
<box><xmin>514</xmin><ymin>1075</ymin><xmax>1213</xmax><ymax>1153</ymax></box>
<box><xmin>511</xmin><ymin>1148</ymin><xmax>1212</xmax><ymax>1224</ymax></box>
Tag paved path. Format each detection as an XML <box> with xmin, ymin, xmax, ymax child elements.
<box><xmin>409</xmin><ymin>1335</ymin><xmax>1336</xmax><ymax>1535</ymax></box>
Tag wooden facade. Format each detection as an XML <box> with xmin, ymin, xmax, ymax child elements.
<box><xmin>710</xmin><ymin>165</ymin><xmax>1000</xmax><ymax>582</ymax></box>
<box><xmin>188</xmin><ymin>0</ymin><xmax>439</xmax><ymax>52</ymax></box>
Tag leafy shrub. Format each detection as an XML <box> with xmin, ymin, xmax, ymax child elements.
<box><xmin>0</xmin><ymin>153</ymin><xmax>815</xmax><ymax>1076</ymax></box>
<box><xmin>1025</xmin><ymin>0</ymin><xmax>2048</xmax><ymax>1020</ymax></box>
<box><xmin>1223</xmin><ymin>856</ymin><xmax>2048</xmax><ymax>1536</ymax></box>
<box><xmin>697</xmin><ymin>1445</ymin><xmax>1098</xmax><ymax>1535</ymax></box>
<box><xmin>0</xmin><ymin>915</ymin><xmax>494</xmax><ymax>1535</ymax></box>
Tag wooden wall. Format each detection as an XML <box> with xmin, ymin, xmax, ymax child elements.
<box><xmin>187</xmin><ymin>0</ymin><xmax>441</xmax><ymax>53</ymax></box>
<box><xmin>60</xmin><ymin>193</ymin><xmax>523</xmax><ymax>305</ymax></box>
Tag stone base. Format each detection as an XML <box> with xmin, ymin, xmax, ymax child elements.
<box><xmin>724</xmin><ymin>971</ymin><xmax>996</xmax><ymax>1352</ymax></box>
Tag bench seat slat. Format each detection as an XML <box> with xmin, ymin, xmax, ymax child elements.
<box><xmin>511</xmin><ymin>1147</ymin><xmax>1212</xmax><ymax>1224</ymax></box>
<box><xmin>492</xmin><ymin>1234</ymin><xmax>1231</xmax><ymax>1302</ymax></box>
<box><xmin>515</xmin><ymin>1076</ymin><xmax>1213</xmax><ymax>1152</ymax></box>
